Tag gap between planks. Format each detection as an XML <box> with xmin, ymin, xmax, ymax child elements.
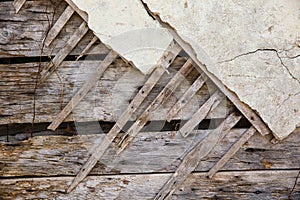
<box><xmin>66</xmin><ymin>42</ymin><xmax>182</xmax><ymax>193</ymax></box>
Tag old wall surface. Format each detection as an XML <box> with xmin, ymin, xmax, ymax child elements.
<box><xmin>73</xmin><ymin>0</ymin><xmax>300</xmax><ymax>139</ymax></box>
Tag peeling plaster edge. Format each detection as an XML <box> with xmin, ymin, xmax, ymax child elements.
<box><xmin>139</xmin><ymin>0</ymin><xmax>277</xmax><ymax>139</ymax></box>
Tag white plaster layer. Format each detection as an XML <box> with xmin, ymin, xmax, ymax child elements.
<box><xmin>72</xmin><ymin>0</ymin><xmax>173</xmax><ymax>74</ymax></box>
<box><xmin>143</xmin><ymin>0</ymin><xmax>300</xmax><ymax>139</ymax></box>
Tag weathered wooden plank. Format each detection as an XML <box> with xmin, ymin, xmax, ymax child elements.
<box><xmin>0</xmin><ymin>58</ymin><xmax>229</xmax><ymax>125</ymax></box>
<box><xmin>13</xmin><ymin>0</ymin><xmax>26</xmax><ymax>13</ymax></box>
<box><xmin>0</xmin><ymin>128</ymin><xmax>299</xmax><ymax>177</ymax></box>
<box><xmin>207</xmin><ymin>126</ymin><xmax>257</xmax><ymax>178</ymax></box>
<box><xmin>0</xmin><ymin>170</ymin><xmax>298</xmax><ymax>199</ymax></box>
<box><xmin>0</xmin><ymin>1</ymin><xmax>108</xmax><ymax>58</ymax></box>
<box><xmin>48</xmin><ymin>51</ymin><xmax>118</xmax><ymax>131</ymax></box>
<box><xmin>65</xmin><ymin>0</ymin><xmax>88</xmax><ymax>22</ymax></box>
<box><xmin>44</xmin><ymin>5</ymin><xmax>75</xmax><ymax>46</ymax></box>
<box><xmin>67</xmin><ymin>42</ymin><xmax>182</xmax><ymax>193</ymax></box>
<box><xmin>179</xmin><ymin>90</ymin><xmax>224</xmax><ymax>137</ymax></box>
<box><xmin>75</xmin><ymin>36</ymin><xmax>98</xmax><ymax>61</ymax></box>
<box><xmin>166</xmin><ymin>74</ymin><xmax>207</xmax><ymax>122</ymax></box>
<box><xmin>39</xmin><ymin>21</ymin><xmax>89</xmax><ymax>85</ymax></box>
<box><xmin>116</xmin><ymin>58</ymin><xmax>193</xmax><ymax>153</ymax></box>
<box><xmin>155</xmin><ymin>113</ymin><xmax>242</xmax><ymax>200</ymax></box>
<box><xmin>149</xmin><ymin>11</ymin><xmax>271</xmax><ymax>136</ymax></box>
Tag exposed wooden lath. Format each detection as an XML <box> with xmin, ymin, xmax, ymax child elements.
<box><xmin>13</xmin><ymin>0</ymin><xmax>26</xmax><ymax>13</ymax></box>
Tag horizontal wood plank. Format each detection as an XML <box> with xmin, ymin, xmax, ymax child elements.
<box><xmin>0</xmin><ymin>170</ymin><xmax>298</xmax><ymax>199</ymax></box>
<box><xmin>0</xmin><ymin>128</ymin><xmax>299</xmax><ymax>177</ymax></box>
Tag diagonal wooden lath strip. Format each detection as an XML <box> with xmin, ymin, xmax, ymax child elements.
<box><xmin>66</xmin><ymin>42</ymin><xmax>181</xmax><ymax>193</ymax></box>
<box><xmin>166</xmin><ymin>74</ymin><xmax>207</xmax><ymax>122</ymax></box>
<box><xmin>38</xmin><ymin>21</ymin><xmax>89</xmax><ymax>85</ymax></box>
<box><xmin>44</xmin><ymin>6</ymin><xmax>75</xmax><ymax>46</ymax></box>
<box><xmin>179</xmin><ymin>90</ymin><xmax>224</xmax><ymax>137</ymax></box>
<box><xmin>154</xmin><ymin>112</ymin><xmax>242</xmax><ymax>200</ymax></box>
<box><xmin>47</xmin><ymin>50</ymin><xmax>118</xmax><ymax>131</ymax></box>
<box><xmin>75</xmin><ymin>36</ymin><xmax>98</xmax><ymax>61</ymax></box>
<box><xmin>148</xmin><ymin>12</ymin><xmax>271</xmax><ymax>136</ymax></box>
<box><xmin>116</xmin><ymin>58</ymin><xmax>194</xmax><ymax>153</ymax></box>
<box><xmin>65</xmin><ymin>0</ymin><xmax>88</xmax><ymax>22</ymax></box>
<box><xmin>207</xmin><ymin>126</ymin><xmax>256</xmax><ymax>178</ymax></box>
<box><xmin>13</xmin><ymin>0</ymin><xmax>26</xmax><ymax>13</ymax></box>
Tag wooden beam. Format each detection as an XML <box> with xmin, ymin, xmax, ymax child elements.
<box><xmin>44</xmin><ymin>6</ymin><xmax>75</xmax><ymax>46</ymax></box>
<box><xmin>64</xmin><ymin>0</ymin><xmax>88</xmax><ymax>22</ymax></box>
<box><xmin>66</xmin><ymin>42</ymin><xmax>181</xmax><ymax>193</ymax></box>
<box><xmin>38</xmin><ymin>21</ymin><xmax>89</xmax><ymax>85</ymax></box>
<box><xmin>13</xmin><ymin>0</ymin><xmax>26</xmax><ymax>13</ymax></box>
<box><xmin>116</xmin><ymin>58</ymin><xmax>194</xmax><ymax>153</ymax></box>
<box><xmin>47</xmin><ymin>50</ymin><xmax>118</xmax><ymax>131</ymax></box>
<box><xmin>207</xmin><ymin>126</ymin><xmax>257</xmax><ymax>178</ymax></box>
<box><xmin>75</xmin><ymin>36</ymin><xmax>98</xmax><ymax>61</ymax></box>
<box><xmin>166</xmin><ymin>74</ymin><xmax>207</xmax><ymax>122</ymax></box>
<box><xmin>179</xmin><ymin>90</ymin><xmax>224</xmax><ymax>137</ymax></box>
<box><xmin>154</xmin><ymin>112</ymin><xmax>242</xmax><ymax>200</ymax></box>
<box><xmin>1</xmin><ymin>170</ymin><xmax>299</xmax><ymax>199</ymax></box>
<box><xmin>148</xmin><ymin>12</ymin><xmax>271</xmax><ymax>136</ymax></box>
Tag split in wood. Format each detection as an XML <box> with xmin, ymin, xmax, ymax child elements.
<box><xmin>13</xmin><ymin>0</ymin><xmax>26</xmax><ymax>13</ymax></box>
<box><xmin>154</xmin><ymin>112</ymin><xmax>242</xmax><ymax>200</ymax></box>
<box><xmin>207</xmin><ymin>126</ymin><xmax>256</xmax><ymax>178</ymax></box>
<box><xmin>44</xmin><ymin>5</ymin><xmax>75</xmax><ymax>46</ymax></box>
<box><xmin>66</xmin><ymin>42</ymin><xmax>182</xmax><ymax>193</ymax></box>
<box><xmin>166</xmin><ymin>74</ymin><xmax>207</xmax><ymax>122</ymax></box>
<box><xmin>179</xmin><ymin>90</ymin><xmax>224</xmax><ymax>137</ymax></box>
<box><xmin>116</xmin><ymin>58</ymin><xmax>194</xmax><ymax>153</ymax></box>
<box><xmin>47</xmin><ymin>50</ymin><xmax>118</xmax><ymax>131</ymax></box>
<box><xmin>38</xmin><ymin>21</ymin><xmax>89</xmax><ymax>85</ymax></box>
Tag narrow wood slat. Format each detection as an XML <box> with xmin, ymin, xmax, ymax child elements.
<box><xmin>207</xmin><ymin>126</ymin><xmax>257</xmax><ymax>178</ymax></box>
<box><xmin>38</xmin><ymin>22</ymin><xmax>89</xmax><ymax>85</ymax></box>
<box><xmin>65</xmin><ymin>0</ymin><xmax>88</xmax><ymax>22</ymax></box>
<box><xmin>66</xmin><ymin>42</ymin><xmax>181</xmax><ymax>193</ymax></box>
<box><xmin>166</xmin><ymin>74</ymin><xmax>207</xmax><ymax>122</ymax></box>
<box><xmin>44</xmin><ymin>6</ymin><xmax>75</xmax><ymax>46</ymax></box>
<box><xmin>154</xmin><ymin>112</ymin><xmax>242</xmax><ymax>200</ymax></box>
<box><xmin>179</xmin><ymin>90</ymin><xmax>224</xmax><ymax>137</ymax></box>
<box><xmin>75</xmin><ymin>36</ymin><xmax>98</xmax><ymax>61</ymax></box>
<box><xmin>47</xmin><ymin>51</ymin><xmax>118</xmax><ymax>131</ymax></box>
<box><xmin>13</xmin><ymin>0</ymin><xmax>26</xmax><ymax>13</ymax></box>
<box><xmin>116</xmin><ymin>58</ymin><xmax>194</xmax><ymax>153</ymax></box>
<box><xmin>152</xmin><ymin>14</ymin><xmax>271</xmax><ymax>136</ymax></box>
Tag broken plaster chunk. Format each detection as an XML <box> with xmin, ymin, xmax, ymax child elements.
<box><xmin>72</xmin><ymin>0</ymin><xmax>173</xmax><ymax>74</ymax></box>
<box><xmin>143</xmin><ymin>0</ymin><xmax>300</xmax><ymax>139</ymax></box>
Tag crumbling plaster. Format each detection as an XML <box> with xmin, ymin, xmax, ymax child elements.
<box><xmin>72</xmin><ymin>0</ymin><xmax>299</xmax><ymax>139</ymax></box>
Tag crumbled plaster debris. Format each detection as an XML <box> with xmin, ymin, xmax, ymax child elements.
<box><xmin>72</xmin><ymin>0</ymin><xmax>173</xmax><ymax>74</ymax></box>
<box><xmin>143</xmin><ymin>0</ymin><xmax>300</xmax><ymax>139</ymax></box>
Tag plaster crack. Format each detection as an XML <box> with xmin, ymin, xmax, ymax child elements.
<box><xmin>220</xmin><ymin>48</ymin><xmax>300</xmax><ymax>85</ymax></box>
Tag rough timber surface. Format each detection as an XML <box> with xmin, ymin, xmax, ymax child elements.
<box><xmin>0</xmin><ymin>0</ymin><xmax>108</xmax><ymax>58</ymax></box>
<box><xmin>0</xmin><ymin>129</ymin><xmax>299</xmax><ymax>177</ymax></box>
<box><xmin>0</xmin><ymin>57</ymin><xmax>232</xmax><ymax>125</ymax></box>
<box><xmin>0</xmin><ymin>170</ymin><xmax>299</xmax><ymax>199</ymax></box>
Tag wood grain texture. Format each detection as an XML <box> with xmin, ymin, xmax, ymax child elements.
<box><xmin>0</xmin><ymin>1</ymin><xmax>108</xmax><ymax>58</ymax></box>
<box><xmin>116</xmin><ymin>58</ymin><xmax>193</xmax><ymax>153</ymax></box>
<box><xmin>66</xmin><ymin>42</ymin><xmax>182</xmax><ymax>193</ymax></box>
<box><xmin>0</xmin><ymin>128</ymin><xmax>299</xmax><ymax>178</ymax></box>
<box><xmin>207</xmin><ymin>126</ymin><xmax>257</xmax><ymax>178</ymax></box>
<box><xmin>0</xmin><ymin>170</ymin><xmax>298</xmax><ymax>199</ymax></box>
<box><xmin>13</xmin><ymin>0</ymin><xmax>26</xmax><ymax>13</ymax></box>
<box><xmin>44</xmin><ymin>5</ymin><xmax>75</xmax><ymax>46</ymax></box>
<box><xmin>155</xmin><ymin>113</ymin><xmax>242</xmax><ymax>199</ymax></box>
<box><xmin>0</xmin><ymin>58</ymin><xmax>230</xmax><ymax>125</ymax></box>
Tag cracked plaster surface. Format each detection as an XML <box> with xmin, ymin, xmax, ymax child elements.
<box><xmin>73</xmin><ymin>0</ymin><xmax>299</xmax><ymax>139</ymax></box>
